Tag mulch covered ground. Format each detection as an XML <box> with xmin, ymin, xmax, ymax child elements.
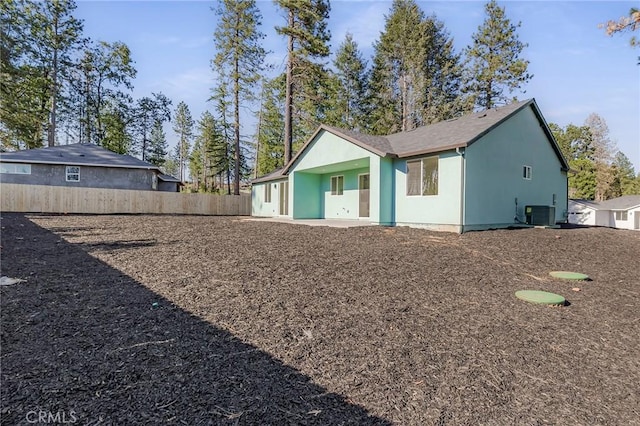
<box><xmin>1</xmin><ymin>213</ymin><xmax>639</xmax><ymax>425</ymax></box>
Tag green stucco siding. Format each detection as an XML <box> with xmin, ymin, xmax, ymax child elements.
<box><xmin>251</xmin><ymin>180</ymin><xmax>287</xmax><ymax>217</ymax></box>
<box><xmin>394</xmin><ymin>151</ymin><xmax>463</xmax><ymax>229</ymax></box>
<box><xmin>464</xmin><ymin>107</ymin><xmax>568</xmax><ymax>228</ymax></box>
<box><xmin>292</xmin><ymin>172</ymin><xmax>321</xmax><ymax>219</ymax></box>
<box><xmin>319</xmin><ymin>167</ymin><xmax>368</xmax><ymax>219</ymax></box>
<box><xmin>290</xmin><ymin>130</ymin><xmax>387</xmax><ymax>222</ymax></box>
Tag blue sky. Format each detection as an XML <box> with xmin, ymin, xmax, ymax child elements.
<box><xmin>74</xmin><ymin>1</ymin><xmax>640</xmax><ymax>170</ymax></box>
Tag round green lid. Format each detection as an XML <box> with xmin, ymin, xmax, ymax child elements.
<box><xmin>515</xmin><ymin>290</ymin><xmax>566</xmax><ymax>306</ymax></box>
<box><xmin>549</xmin><ymin>271</ymin><xmax>589</xmax><ymax>280</ymax></box>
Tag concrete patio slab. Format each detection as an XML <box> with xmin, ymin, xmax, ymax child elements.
<box><xmin>245</xmin><ymin>217</ymin><xmax>375</xmax><ymax>228</ymax></box>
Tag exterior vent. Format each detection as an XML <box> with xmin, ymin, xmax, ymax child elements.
<box><xmin>525</xmin><ymin>205</ymin><xmax>555</xmax><ymax>226</ymax></box>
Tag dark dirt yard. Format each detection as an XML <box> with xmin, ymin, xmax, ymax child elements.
<box><xmin>1</xmin><ymin>213</ymin><xmax>639</xmax><ymax>425</ymax></box>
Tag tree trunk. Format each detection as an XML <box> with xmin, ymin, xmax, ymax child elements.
<box><xmin>48</xmin><ymin>13</ymin><xmax>59</xmax><ymax>147</ymax></box>
<box><xmin>233</xmin><ymin>23</ymin><xmax>241</xmax><ymax>195</ymax></box>
<box><xmin>283</xmin><ymin>9</ymin><xmax>294</xmax><ymax>164</ymax></box>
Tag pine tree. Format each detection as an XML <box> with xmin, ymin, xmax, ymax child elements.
<box><xmin>609</xmin><ymin>151</ymin><xmax>637</xmax><ymax>197</ymax></box>
<box><xmin>550</xmin><ymin>122</ymin><xmax>596</xmax><ymax>199</ymax></box>
<box><xmin>197</xmin><ymin>111</ymin><xmax>222</xmax><ymax>192</ymax></box>
<box><xmin>212</xmin><ymin>0</ymin><xmax>266</xmax><ymax>195</ymax></box>
<box><xmin>275</xmin><ymin>0</ymin><xmax>331</xmax><ymax>163</ymax></box>
<box><xmin>148</xmin><ymin>120</ymin><xmax>168</xmax><ymax>168</ymax></box>
<box><xmin>369</xmin><ymin>0</ymin><xmax>427</xmax><ymax>133</ymax></box>
<box><xmin>422</xmin><ymin>16</ymin><xmax>466</xmax><ymax>124</ymax></box>
<box><xmin>189</xmin><ymin>137</ymin><xmax>204</xmax><ymax>192</ymax></box>
<box><xmin>101</xmin><ymin>98</ymin><xmax>132</xmax><ymax>154</ymax></box>
<box><xmin>464</xmin><ymin>0</ymin><xmax>532</xmax><ymax>110</ymax></box>
<box><xmin>173</xmin><ymin>101</ymin><xmax>194</xmax><ymax>183</ymax></box>
<box><xmin>76</xmin><ymin>41</ymin><xmax>136</xmax><ymax>145</ymax></box>
<box><xmin>133</xmin><ymin>92</ymin><xmax>171</xmax><ymax>161</ymax></box>
<box><xmin>333</xmin><ymin>33</ymin><xmax>368</xmax><ymax>130</ymax></box>
<box><xmin>367</xmin><ymin>1</ymin><xmax>465</xmax><ymax>134</ymax></box>
<box><xmin>256</xmin><ymin>77</ymin><xmax>286</xmax><ymax>176</ymax></box>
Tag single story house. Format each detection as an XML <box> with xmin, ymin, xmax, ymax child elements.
<box><xmin>0</xmin><ymin>143</ymin><xmax>181</xmax><ymax>192</ymax></box>
<box><xmin>568</xmin><ymin>196</ymin><xmax>640</xmax><ymax>230</ymax></box>
<box><xmin>252</xmin><ymin>98</ymin><xmax>569</xmax><ymax>232</ymax></box>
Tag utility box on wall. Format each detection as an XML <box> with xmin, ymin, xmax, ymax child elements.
<box><xmin>525</xmin><ymin>205</ymin><xmax>556</xmax><ymax>226</ymax></box>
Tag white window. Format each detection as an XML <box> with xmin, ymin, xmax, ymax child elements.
<box><xmin>0</xmin><ymin>163</ymin><xmax>31</xmax><ymax>174</ymax></box>
<box><xmin>331</xmin><ymin>175</ymin><xmax>344</xmax><ymax>195</ymax></box>
<box><xmin>66</xmin><ymin>166</ymin><xmax>80</xmax><ymax>182</ymax></box>
<box><xmin>264</xmin><ymin>183</ymin><xmax>271</xmax><ymax>203</ymax></box>
<box><xmin>523</xmin><ymin>165</ymin><xmax>532</xmax><ymax>180</ymax></box>
<box><xmin>407</xmin><ymin>156</ymin><xmax>438</xmax><ymax>196</ymax></box>
<box><xmin>615</xmin><ymin>211</ymin><xmax>628</xmax><ymax>221</ymax></box>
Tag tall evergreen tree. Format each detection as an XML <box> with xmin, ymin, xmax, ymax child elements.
<box><xmin>369</xmin><ymin>0</ymin><xmax>426</xmax><ymax>134</ymax></box>
<box><xmin>148</xmin><ymin>120</ymin><xmax>168</xmax><ymax>168</ymax></box>
<box><xmin>550</xmin><ymin>122</ymin><xmax>596</xmax><ymax>199</ymax></box>
<box><xmin>36</xmin><ymin>0</ymin><xmax>85</xmax><ymax>146</ymax></box>
<box><xmin>197</xmin><ymin>111</ymin><xmax>224</xmax><ymax>192</ymax></box>
<box><xmin>212</xmin><ymin>0</ymin><xmax>266</xmax><ymax>195</ymax></box>
<box><xmin>367</xmin><ymin>1</ymin><xmax>464</xmax><ymax>134</ymax></box>
<box><xmin>421</xmin><ymin>16</ymin><xmax>466</xmax><ymax>124</ymax></box>
<box><xmin>609</xmin><ymin>151</ymin><xmax>638</xmax><ymax>197</ymax></box>
<box><xmin>100</xmin><ymin>97</ymin><xmax>132</xmax><ymax>154</ymax></box>
<box><xmin>133</xmin><ymin>92</ymin><xmax>171</xmax><ymax>161</ymax></box>
<box><xmin>275</xmin><ymin>0</ymin><xmax>331</xmax><ymax>163</ymax></box>
<box><xmin>255</xmin><ymin>76</ymin><xmax>285</xmax><ymax>176</ymax></box>
<box><xmin>75</xmin><ymin>41</ymin><xmax>136</xmax><ymax>145</ymax></box>
<box><xmin>464</xmin><ymin>0</ymin><xmax>532</xmax><ymax>110</ymax></box>
<box><xmin>0</xmin><ymin>0</ymin><xmax>83</xmax><ymax>149</ymax></box>
<box><xmin>333</xmin><ymin>33</ymin><xmax>368</xmax><ymax>130</ymax></box>
<box><xmin>173</xmin><ymin>101</ymin><xmax>194</xmax><ymax>183</ymax></box>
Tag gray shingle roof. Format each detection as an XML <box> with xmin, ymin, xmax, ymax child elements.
<box><xmin>252</xmin><ymin>167</ymin><xmax>287</xmax><ymax>183</ymax></box>
<box><xmin>320</xmin><ymin>125</ymin><xmax>395</xmax><ymax>157</ymax></box>
<box><xmin>386</xmin><ymin>100</ymin><xmax>532</xmax><ymax>157</ymax></box>
<box><xmin>254</xmin><ymin>98</ymin><xmax>569</xmax><ymax>182</ymax></box>
<box><xmin>570</xmin><ymin>199</ymin><xmax>602</xmax><ymax>209</ymax></box>
<box><xmin>598</xmin><ymin>195</ymin><xmax>640</xmax><ymax>210</ymax></box>
<box><xmin>0</xmin><ymin>143</ymin><xmax>159</xmax><ymax>170</ymax></box>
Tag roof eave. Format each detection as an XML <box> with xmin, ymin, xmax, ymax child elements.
<box><xmin>282</xmin><ymin>125</ymin><xmax>393</xmax><ymax>175</ymax></box>
<box><xmin>0</xmin><ymin>158</ymin><xmax>159</xmax><ymax>170</ymax></box>
<box><xmin>396</xmin><ymin>143</ymin><xmax>467</xmax><ymax>159</ymax></box>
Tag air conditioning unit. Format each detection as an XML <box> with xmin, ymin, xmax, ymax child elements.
<box><xmin>525</xmin><ymin>205</ymin><xmax>555</xmax><ymax>226</ymax></box>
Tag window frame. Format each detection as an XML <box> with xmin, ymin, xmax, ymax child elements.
<box><xmin>406</xmin><ymin>156</ymin><xmax>439</xmax><ymax>196</ymax></box>
<box><xmin>0</xmin><ymin>163</ymin><xmax>32</xmax><ymax>174</ymax></box>
<box><xmin>330</xmin><ymin>175</ymin><xmax>344</xmax><ymax>196</ymax></box>
<box><xmin>65</xmin><ymin>165</ymin><xmax>80</xmax><ymax>182</ymax></box>
<box><xmin>523</xmin><ymin>165</ymin><xmax>532</xmax><ymax>180</ymax></box>
<box><xmin>615</xmin><ymin>211</ymin><xmax>628</xmax><ymax>221</ymax></box>
<box><xmin>264</xmin><ymin>183</ymin><xmax>272</xmax><ymax>203</ymax></box>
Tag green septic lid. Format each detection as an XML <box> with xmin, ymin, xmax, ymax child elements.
<box><xmin>515</xmin><ymin>290</ymin><xmax>566</xmax><ymax>306</ymax></box>
<box><xmin>549</xmin><ymin>271</ymin><xmax>589</xmax><ymax>280</ymax></box>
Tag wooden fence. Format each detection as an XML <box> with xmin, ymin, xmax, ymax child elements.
<box><xmin>0</xmin><ymin>183</ymin><xmax>251</xmax><ymax>216</ymax></box>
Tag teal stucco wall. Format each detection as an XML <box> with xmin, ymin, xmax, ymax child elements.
<box><xmin>464</xmin><ymin>106</ymin><xmax>568</xmax><ymax>229</ymax></box>
<box><xmin>292</xmin><ymin>172</ymin><xmax>321</xmax><ymax>219</ymax></box>
<box><xmin>394</xmin><ymin>151</ymin><xmax>463</xmax><ymax>231</ymax></box>
<box><xmin>289</xmin><ymin>130</ymin><xmax>390</xmax><ymax>223</ymax></box>
<box><xmin>251</xmin><ymin>179</ymin><xmax>287</xmax><ymax>217</ymax></box>
<box><xmin>318</xmin><ymin>167</ymin><xmax>368</xmax><ymax>219</ymax></box>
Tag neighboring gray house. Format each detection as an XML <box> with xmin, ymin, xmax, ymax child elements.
<box><xmin>0</xmin><ymin>143</ymin><xmax>181</xmax><ymax>192</ymax></box>
<box><xmin>568</xmin><ymin>195</ymin><xmax>640</xmax><ymax>230</ymax></box>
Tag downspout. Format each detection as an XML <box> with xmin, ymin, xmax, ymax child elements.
<box><xmin>456</xmin><ymin>147</ymin><xmax>465</xmax><ymax>233</ymax></box>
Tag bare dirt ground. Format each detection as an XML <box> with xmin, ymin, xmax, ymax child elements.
<box><xmin>1</xmin><ymin>213</ymin><xmax>639</xmax><ymax>425</ymax></box>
